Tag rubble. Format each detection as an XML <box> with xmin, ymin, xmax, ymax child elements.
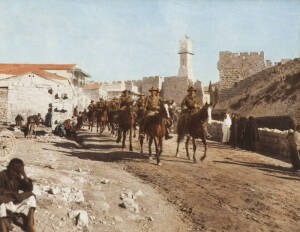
<box><xmin>0</xmin><ymin>129</ymin><xmax>16</xmax><ymax>157</ymax></box>
<box><xmin>68</xmin><ymin>210</ymin><xmax>89</xmax><ymax>228</ymax></box>
<box><xmin>101</xmin><ymin>178</ymin><xmax>110</xmax><ymax>184</ymax></box>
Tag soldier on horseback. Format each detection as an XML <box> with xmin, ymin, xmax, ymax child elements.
<box><xmin>140</xmin><ymin>87</ymin><xmax>172</xmax><ymax>140</ymax></box>
<box><xmin>120</xmin><ymin>90</ymin><xmax>133</xmax><ymax>110</ymax></box>
<box><xmin>88</xmin><ymin>100</ymin><xmax>95</xmax><ymax>112</ymax></box>
<box><xmin>181</xmin><ymin>86</ymin><xmax>200</xmax><ymax>115</ymax></box>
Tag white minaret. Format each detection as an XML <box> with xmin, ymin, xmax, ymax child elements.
<box><xmin>178</xmin><ymin>35</ymin><xmax>194</xmax><ymax>82</ymax></box>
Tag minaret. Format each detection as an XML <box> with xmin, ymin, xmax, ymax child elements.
<box><xmin>177</xmin><ymin>35</ymin><xmax>194</xmax><ymax>82</ymax></box>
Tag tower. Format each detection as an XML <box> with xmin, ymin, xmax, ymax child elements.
<box><xmin>177</xmin><ymin>35</ymin><xmax>194</xmax><ymax>82</ymax></box>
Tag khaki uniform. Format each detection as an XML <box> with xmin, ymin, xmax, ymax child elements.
<box><xmin>136</xmin><ymin>97</ymin><xmax>145</xmax><ymax>110</ymax></box>
<box><xmin>145</xmin><ymin>95</ymin><xmax>161</xmax><ymax>116</ymax></box>
<box><xmin>120</xmin><ymin>95</ymin><xmax>132</xmax><ymax>109</ymax></box>
<box><xmin>181</xmin><ymin>95</ymin><xmax>200</xmax><ymax>114</ymax></box>
<box><xmin>88</xmin><ymin>103</ymin><xmax>95</xmax><ymax>112</ymax></box>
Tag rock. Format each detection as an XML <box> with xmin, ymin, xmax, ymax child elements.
<box><xmin>68</xmin><ymin>210</ymin><xmax>89</xmax><ymax>228</ymax></box>
<box><xmin>75</xmin><ymin>168</ymin><xmax>82</xmax><ymax>172</ymax></box>
<box><xmin>48</xmin><ymin>187</ymin><xmax>60</xmax><ymax>195</ymax></box>
<box><xmin>114</xmin><ymin>216</ymin><xmax>123</xmax><ymax>223</ymax></box>
<box><xmin>119</xmin><ymin>197</ymin><xmax>139</xmax><ymax>213</ymax></box>
<box><xmin>134</xmin><ymin>190</ymin><xmax>144</xmax><ymax>198</ymax></box>
<box><xmin>32</xmin><ymin>185</ymin><xmax>42</xmax><ymax>196</ymax></box>
<box><xmin>98</xmin><ymin>201</ymin><xmax>110</xmax><ymax>212</ymax></box>
<box><xmin>101</xmin><ymin>178</ymin><xmax>110</xmax><ymax>184</ymax></box>
<box><xmin>146</xmin><ymin>216</ymin><xmax>154</xmax><ymax>221</ymax></box>
<box><xmin>120</xmin><ymin>190</ymin><xmax>134</xmax><ymax>200</ymax></box>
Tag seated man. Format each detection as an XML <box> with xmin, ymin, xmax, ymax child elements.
<box><xmin>0</xmin><ymin>158</ymin><xmax>36</xmax><ymax>232</ymax></box>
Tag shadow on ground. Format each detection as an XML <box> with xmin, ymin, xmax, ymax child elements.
<box><xmin>213</xmin><ymin>159</ymin><xmax>300</xmax><ymax>180</ymax></box>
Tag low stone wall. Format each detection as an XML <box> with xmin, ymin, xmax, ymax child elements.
<box><xmin>207</xmin><ymin>120</ymin><xmax>290</xmax><ymax>160</ymax></box>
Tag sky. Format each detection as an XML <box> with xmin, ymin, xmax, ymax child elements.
<box><xmin>0</xmin><ymin>0</ymin><xmax>299</xmax><ymax>85</ymax></box>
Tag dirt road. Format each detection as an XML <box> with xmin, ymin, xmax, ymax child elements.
<box><xmin>4</xmin><ymin>128</ymin><xmax>300</xmax><ymax>232</ymax></box>
<box><xmin>76</xmin><ymin>130</ymin><xmax>300</xmax><ymax>232</ymax></box>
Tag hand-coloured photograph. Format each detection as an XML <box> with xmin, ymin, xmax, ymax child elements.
<box><xmin>0</xmin><ymin>0</ymin><xmax>299</xmax><ymax>231</ymax></box>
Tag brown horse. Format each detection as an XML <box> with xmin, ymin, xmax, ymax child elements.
<box><xmin>96</xmin><ymin>106</ymin><xmax>108</xmax><ymax>134</ymax></box>
<box><xmin>139</xmin><ymin>103</ymin><xmax>170</xmax><ymax>166</ymax></box>
<box><xmin>108</xmin><ymin>109</ymin><xmax>119</xmax><ymax>136</ymax></box>
<box><xmin>87</xmin><ymin>110</ymin><xmax>96</xmax><ymax>132</ymax></box>
<box><xmin>24</xmin><ymin>114</ymin><xmax>41</xmax><ymax>138</ymax></box>
<box><xmin>116</xmin><ymin>104</ymin><xmax>135</xmax><ymax>151</ymax></box>
<box><xmin>176</xmin><ymin>103</ymin><xmax>210</xmax><ymax>162</ymax></box>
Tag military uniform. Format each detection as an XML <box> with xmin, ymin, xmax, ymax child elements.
<box><xmin>119</xmin><ymin>90</ymin><xmax>132</xmax><ymax>110</ymax></box>
<box><xmin>88</xmin><ymin>102</ymin><xmax>95</xmax><ymax>112</ymax></box>
<box><xmin>110</xmin><ymin>98</ymin><xmax>120</xmax><ymax>111</ymax></box>
<box><xmin>136</xmin><ymin>95</ymin><xmax>145</xmax><ymax>110</ymax></box>
<box><xmin>181</xmin><ymin>94</ymin><xmax>200</xmax><ymax>114</ymax></box>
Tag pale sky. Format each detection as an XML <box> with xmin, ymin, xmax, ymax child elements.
<box><xmin>0</xmin><ymin>0</ymin><xmax>299</xmax><ymax>85</ymax></box>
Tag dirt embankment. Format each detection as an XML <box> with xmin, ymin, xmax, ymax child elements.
<box><xmin>216</xmin><ymin>58</ymin><xmax>300</xmax><ymax>121</ymax></box>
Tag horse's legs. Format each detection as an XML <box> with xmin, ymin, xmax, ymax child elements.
<box><xmin>129</xmin><ymin>126</ymin><xmax>133</xmax><ymax>151</ymax></box>
<box><xmin>153</xmin><ymin>136</ymin><xmax>159</xmax><ymax>156</ymax></box>
<box><xmin>185</xmin><ymin>136</ymin><xmax>191</xmax><ymax>160</ymax></box>
<box><xmin>192</xmin><ymin>137</ymin><xmax>197</xmax><ymax>163</ymax></box>
<box><xmin>122</xmin><ymin>130</ymin><xmax>126</xmax><ymax>150</ymax></box>
<box><xmin>148</xmin><ymin>137</ymin><xmax>153</xmax><ymax>159</ymax></box>
<box><xmin>139</xmin><ymin>133</ymin><xmax>144</xmax><ymax>154</ymax></box>
<box><xmin>176</xmin><ymin>135</ymin><xmax>182</xmax><ymax>158</ymax></box>
<box><xmin>157</xmin><ymin>137</ymin><xmax>163</xmax><ymax>166</ymax></box>
<box><xmin>200</xmin><ymin>136</ymin><xmax>207</xmax><ymax>161</ymax></box>
<box><xmin>116</xmin><ymin>128</ymin><xmax>121</xmax><ymax>143</ymax></box>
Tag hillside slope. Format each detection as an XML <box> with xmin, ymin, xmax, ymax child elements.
<box><xmin>216</xmin><ymin>58</ymin><xmax>300</xmax><ymax>122</ymax></box>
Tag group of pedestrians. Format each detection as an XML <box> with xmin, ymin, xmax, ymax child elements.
<box><xmin>222</xmin><ymin>112</ymin><xmax>259</xmax><ymax>151</ymax></box>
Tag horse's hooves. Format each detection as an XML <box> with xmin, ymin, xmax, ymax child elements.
<box><xmin>157</xmin><ymin>162</ymin><xmax>162</xmax><ymax>166</ymax></box>
<box><xmin>187</xmin><ymin>156</ymin><xmax>191</xmax><ymax>160</ymax></box>
<box><xmin>200</xmin><ymin>156</ymin><xmax>206</xmax><ymax>161</ymax></box>
<box><xmin>148</xmin><ymin>156</ymin><xmax>153</xmax><ymax>160</ymax></box>
<box><xmin>129</xmin><ymin>147</ymin><xmax>133</xmax><ymax>152</ymax></box>
<box><xmin>193</xmin><ymin>158</ymin><xmax>197</xmax><ymax>163</ymax></box>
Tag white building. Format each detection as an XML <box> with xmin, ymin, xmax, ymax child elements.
<box><xmin>0</xmin><ymin>63</ymin><xmax>90</xmax><ymax>124</ymax></box>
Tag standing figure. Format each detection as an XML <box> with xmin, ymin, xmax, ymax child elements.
<box><xmin>222</xmin><ymin>112</ymin><xmax>232</xmax><ymax>144</ymax></box>
<box><xmin>246</xmin><ymin>116</ymin><xmax>260</xmax><ymax>151</ymax></box>
<box><xmin>287</xmin><ymin>125</ymin><xmax>300</xmax><ymax>170</ymax></box>
<box><xmin>229</xmin><ymin>113</ymin><xmax>239</xmax><ymax>148</ymax></box>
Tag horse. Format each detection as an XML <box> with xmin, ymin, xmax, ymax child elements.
<box><xmin>139</xmin><ymin>102</ymin><xmax>170</xmax><ymax>166</ymax></box>
<box><xmin>87</xmin><ymin>109</ymin><xmax>96</xmax><ymax>132</ymax></box>
<box><xmin>116</xmin><ymin>103</ymin><xmax>135</xmax><ymax>151</ymax></box>
<box><xmin>96</xmin><ymin>106</ymin><xmax>108</xmax><ymax>134</ymax></box>
<box><xmin>175</xmin><ymin>103</ymin><xmax>211</xmax><ymax>163</ymax></box>
<box><xmin>108</xmin><ymin>109</ymin><xmax>119</xmax><ymax>136</ymax></box>
<box><xmin>24</xmin><ymin>114</ymin><xmax>41</xmax><ymax>138</ymax></box>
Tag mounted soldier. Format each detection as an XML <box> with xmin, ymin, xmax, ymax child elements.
<box><xmin>181</xmin><ymin>86</ymin><xmax>200</xmax><ymax>115</ymax></box>
<box><xmin>136</xmin><ymin>94</ymin><xmax>146</xmax><ymax>125</ymax></box>
<box><xmin>119</xmin><ymin>90</ymin><xmax>133</xmax><ymax>110</ymax></box>
<box><xmin>88</xmin><ymin>100</ymin><xmax>95</xmax><ymax>112</ymax></box>
<box><xmin>140</xmin><ymin>87</ymin><xmax>172</xmax><ymax>140</ymax></box>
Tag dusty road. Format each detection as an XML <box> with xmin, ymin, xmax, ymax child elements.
<box><xmin>3</xmin><ymin>127</ymin><xmax>300</xmax><ymax>232</ymax></box>
<box><xmin>76</xmin><ymin>129</ymin><xmax>300</xmax><ymax>232</ymax></box>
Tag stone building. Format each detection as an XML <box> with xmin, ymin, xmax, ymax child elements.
<box><xmin>217</xmin><ymin>51</ymin><xmax>271</xmax><ymax>101</ymax></box>
<box><xmin>0</xmin><ymin>63</ymin><xmax>90</xmax><ymax>124</ymax></box>
<box><xmin>140</xmin><ymin>76</ymin><xmax>163</xmax><ymax>95</ymax></box>
<box><xmin>162</xmin><ymin>35</ymin><xmax>204</xmax><ymax>104</ymax></box>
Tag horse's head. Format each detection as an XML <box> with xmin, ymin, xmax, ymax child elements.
<box><xmin>160</xmin><ymin>102</ymin><xmax>170</xmax><ymax>119</ymax></box>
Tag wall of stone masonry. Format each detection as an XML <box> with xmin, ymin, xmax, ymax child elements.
<box><xmin>161</xmin><ymin>76</ymin><xmax>191</xmax><ymax>104</ymax></box>
<box><xmin>217</xmin><ymin>51</ymin><xmax>267</xmax><ymax>101</ymax></box>
<box><xmin>0</xmin><ymin>87</ymin><xmax>8</xmax><ymax>123</ymax></box>
<box><xmin>207</xmin><ymin>120</ymin><xmax>291</xmax><ymax>160</ymax></box>
<box><xmin>141</xmin><ymin>76</ymin><xmax>163</xmax><ymax>95</ymax></box>
<box><xmin>0</xmin><ymin>74</ymin><xmax>75</xmax><ymax>125</ymax></box>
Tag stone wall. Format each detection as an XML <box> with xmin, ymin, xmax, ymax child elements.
<box><xmin>0</xmin><ymin>74</ymin><xmax>75</xmax><ymax>125</ymax></box>
<box><xmin>0</xmin><ymin>87</ymin><xmax>8</xmax><ymax>123</ymax></box>
<box><xmin>217</xmin><ymin>51</ymin><xmax>267</xmax><ymax>101</ymax></box>
<box><xmin>161</xmin><ymin>76</ymin><xmax>191</xmax><ymax>104</ymax></box>
<box><xmin>207</xmin><ymin>120</ymin><xmax>291</xmax><ymax>160</ymax></box>
<box><xmin>141</xmin><ymin>76</ymin><xmax>163</xmax><ymax>94</ymax></box>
